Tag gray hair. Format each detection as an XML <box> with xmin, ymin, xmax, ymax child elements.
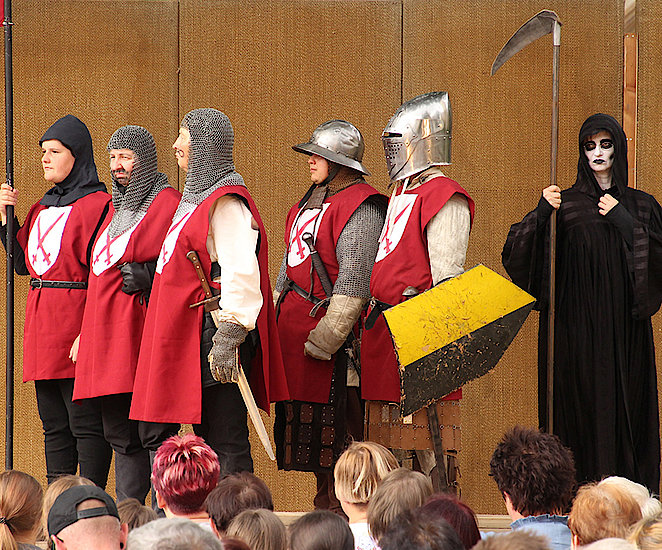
<box><xmin>127</xmin><ymin>518</ymin><xmax>222</xmax><ymax>550</ymax></box>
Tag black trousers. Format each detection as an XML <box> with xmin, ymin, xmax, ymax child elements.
<box><xmin>35</xmin><ymin>378</ymin><xmax>112</xmax><ymax>488</ymax></box>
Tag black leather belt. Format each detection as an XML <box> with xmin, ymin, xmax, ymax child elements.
<box><xmin>285</xmin><ymin>279</ymin><xmax>323</xmax><ymax>305</ymax></box>
<box><xmin>364</xmin><ymin>297</ymin><xmax>393</xmax><ymax>330</ymax></box>
<box><xmin>30</xmin><ymin>278</ymin><xmax>87</xmax><ymax>290</ymax></box>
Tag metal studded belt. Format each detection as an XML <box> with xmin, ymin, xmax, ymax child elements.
<box><xmin>30</xmin><ymin>278</ymin><xmax>87</xmax><ymax>290</ymax></box>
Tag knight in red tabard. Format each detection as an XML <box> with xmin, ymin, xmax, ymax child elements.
<box><xmin>273</xmin><ymin>120</ymin><xmax>386</xmax><ymax>513</ymax></box>
<box><xmin>130</xmin><ymin>109</ymin><xmax>288</xmax><ymax>475</ymax></box>
<box><xmin>362</xmin><ymin>93</ymin><xmax>474</xmax><ymax>479</ymax></box>
<box><xmin>0</xmin><ymin>115</ymin><xmax>112</xmax><ymax>487</ymax></box>
<box><xmin>73</xmin><ymin>126</ymin><xmax>181</xmax><ymax>503</ymax></box>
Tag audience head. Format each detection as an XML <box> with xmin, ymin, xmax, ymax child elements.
<box><xmin>568</xmin><ymin>482</ymin><xmax>642</xmax><ymax>546</ymax></box>
<box><xmin>226</xmin><ymin>508</ymin><xmax>286</xmax><ymax>550</ymax></box>
<box><xmin>472</xmin><ymin>530</ymin><xmax>551</xmax><ymax>550</ymax></box>
<box><xmin>221</xmin><ymin>536</ymin><xmax>252</xmax><ymax>550</ymax></box>
<box><xmin>205</xmin><ymin>471</ymin><xmax>273</xmax><ymax>534</ymax></box>
<box><xmin>42</xmin><ymin>475</ymin><xmax>95</xmax><ymax>536</ymax></box>
<box><xmin>627</xmin><ymin>513</ymin><xmax>662</xmax><ymax>550</ymax></box>
<box><xmin>489</xmin><ymin>426</ymin><xmax>576</xmax><ymax>517</ymax></box>
<box><xmin>47</xmin><ymin>485</ymin><xmax>127</xmax><ymax>550</ymax></box>
<box><xmin>334</xmin><ymin>441</ymin><xmax>398</xmax><ymax>505</ymax></box>
<box><xmin>289</xmin><ymin>510</ymin><xmax>353</xmax><ymax>550</ymax></box>
<box><xmin>599</xmin><ymin>476</ymin><xmax>662</xmax><ymax>520</ymax></box>
<box><xmin>152</xmin><ymin>434</ymin><xmax>220</xmax><ymax>517</ymax></box>
<box><xmin>0</xmin><ymin>470</ymin><xmax>43</xmax><ymax>550</ymax></box>
<box><xmin>419</xmin><ymin>494</ymin><xmax>481</xmax><ymax>550</ymax></box>
<box><xmin>117</xmin><ymin>498</ymin><xmax>158</xmax><ymax>531</ymax></box>
<box><xmin>583</xmin><ymin>539</ymin><xmax>638</xmax><ymax>550</ymax></box>
<box><xmin>367</xmin><ymin>467</ymin><xmax>433</xmax><ymax>542</ymax></box>
<box><xmin>379</xmin><ymin>510</ymin><xmax>464</xmax><ymax>550</ymax></box>
<box><xmin>127</xmin><ymin>517</ymin><xmax>222</xmax><ymax>550</ymax></box>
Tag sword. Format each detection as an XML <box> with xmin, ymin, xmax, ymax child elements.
<box><xmin>186</xmin><ymin>250</ymin><xmax>275</xmax><ymax>461</ymax></box>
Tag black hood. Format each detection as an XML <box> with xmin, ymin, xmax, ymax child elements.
<box><xmin>574</xmin><ymin>113</ymin><xmax>628</xmax><ymax>200</ymax></box>
<box><xmin>39</xmin><ymin>114</ymin><xmax>106</xmax><ymax>206</ymax></box>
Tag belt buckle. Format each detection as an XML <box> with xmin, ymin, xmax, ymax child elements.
<box><xmin>33</xmin><ymin>278</ymin><xmax>43</xmax><ymax>289</ymax></box>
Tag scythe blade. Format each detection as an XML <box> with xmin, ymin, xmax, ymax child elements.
<box><xmin>491</xmin><ymin>10</ymin><xmax>561</xmax><ymax>75</ymax></box>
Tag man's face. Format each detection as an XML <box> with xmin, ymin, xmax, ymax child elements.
<box><xmin>109</xmin><ymin>148</ymin><xmax>137</xmax><ymax>186</ymax></box>
<box><xmin>173</xmin><ymin>127</ymin><xmax>191</xmax><ymax>172</ymax></box>
<box><xmin>308</xmin><ymin>154</ymin><xmax>329</xmax><ymax>184</ymax></box>
<box><xmin>583</xmin><ymin>131</ymin><xmax>614</xmax><ymax>175</ymax></box>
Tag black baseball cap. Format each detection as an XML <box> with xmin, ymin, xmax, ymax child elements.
<box><xmin>47</xmin><ymin>485</ymin><xmax>120</xmax><ymax>536</ymax></box>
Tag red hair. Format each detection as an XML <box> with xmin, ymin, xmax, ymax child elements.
<box><xmin>151</xmin><ymin>434</ymin><xmax>220</xmax><ymax>515</ymax></box>
<box><xmin>420</xmin><ymin>494</ymin><xmax>481</xmax><ymax>550</ymax></box>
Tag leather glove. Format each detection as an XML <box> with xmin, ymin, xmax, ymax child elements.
<box><xmin>119</xmin><ymin>261</ymin><xmax>156</xmax><ymax>298</ymax></box>
<box><xmin>305</xmin><ymin>294</ymin><xmax>365</xmax><ymax>360</ymax></box>
<box><xmin>209</xmin><ymin>321</ymin><xmax>248</xmax><ymax>383</ymax></box>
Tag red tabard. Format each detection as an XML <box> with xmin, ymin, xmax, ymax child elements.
<box><xmin>16</xmin><ymin>191</ymin><xmax>110</xmax><ymax>381</ymax></box>
<box><xmin>73</xmin><ymin>187</ymin><xmax>181</xmax><ymax>400</ymax></box>
<box><xmin>129</xmin><ymin>186</ymin><xmax>289</xmax><ymax>424</ymax></box>
<box><xmin>361</xmin><ymin>176</ymin><xmax>475</xmax><ymax>402</ymax></box>
<box><xmin>278</xmin><ymin>183</ymin><xmax>382</xmax><ymax>403</ymax></box>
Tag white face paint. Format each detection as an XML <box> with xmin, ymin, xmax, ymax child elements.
<box><xmin>583</xmin><ymin>131</ymin><xmax>614</xmax><ymax>176</ymax></box>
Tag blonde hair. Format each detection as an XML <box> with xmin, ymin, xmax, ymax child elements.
<box><xmin>599</xmin><ymin>477</ymin><xmax>662</xmax><ymax>520</ymax></box>
<box><xmin>628</xmin><ymin>513</ymin><xmax>662</xmax><ymax>550</ymax></box>
<box><xmin>334</xmin><ymin>441</ymin><xmax>398</xmax><ymax>504</ymax></box>
<box><xmin>41</xmin><ymin>475</ymin><xmax>94</xmax><ymax>537</ymax></box>
<box><xmin>367</xmin><ymin>468</ymin><xmax>433</xmax><ymax>542</ymax></box>
<box><xmin>226</xmin><ymin>509</ymin><xmax>286</xmax><ymax>550</ymax></box>
<box><xmin>0</xmin><ymin>470</ymin><xmax>43</xmax><ymax>550</ymax></box>
<box><xmin>568</xmin><ymin>482</ymin><xmax>642</xmax><ymax>545</ymax></box>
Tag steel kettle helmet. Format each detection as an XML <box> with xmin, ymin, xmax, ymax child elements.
<box><xmin>382</xmin><ymin>91</ymin><xmax>452</xmax><ymax>183</ymax></box>
<box><xmin>292</xmin><ymin>120</ymin><xmax>370</xmax><ymax>176</ymax></box>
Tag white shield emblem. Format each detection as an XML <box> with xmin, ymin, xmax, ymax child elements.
<box><xmin>91</xmin><ymin>216</ymin><xmax>144</xmax><ymax>276</ymax></box>
<box><xmin>375</xmin><ymin>194</ymin><xmax>417</xmax><ymax>262</ymax></box>
<box><xmin>287</xmin><ymin>204</ymin><xmax>329</xmax><ymax>267</ymax></box>
<box><xmin>156</xmin><ymin>209</ymin><xmax>194</xmax><ymax>274</ymax></box>
<box><xmin>27</xmin><ymin>206</ymin><xmax>73</xmax><ymax>276</ymax></box>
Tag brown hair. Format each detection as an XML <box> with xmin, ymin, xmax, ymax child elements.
<box><xmin>41</xmin><ymin>475</ymin><xmax>94</xmax><ymax>537</ymax></box>
<box><xmin>0</xmin><ymin>470</ymin><xmax>43</xmax><ymax>550</ymax></box>
<box><xmin>489</xmin><ymin>426</ymin><xmax>576</xmax><ymax>515</ymax></box>
<box><xmin>472</xmin><ymin>530</ymin><xmax>551</xmax><ymax>550</ymax></box>
<box><xmin>226</xmin><ymin>509</ymin><xmax>286</xmax><ymax>550</ymax></box>
<box><xmin>205</xmin><ymin>471</ymin><xmax>273</xmax><ymax>533</ymax></box>
<box><xmin>568</xmin><ymin>482</ymin><xmax>642</xmax><ymax>545</ymax></box>
<box><xmin>367</xmin><ymin>468</ymin><xmax>433</xmax><ymax>542</ymax></box>
<box><xmin>334</xmin><ymin>441</ymin><xmax>398</xmax><ymax>505</ymax></box>
<box><xmin>117</xmin><ymin>498</ymin><xmax>158</xmax><ymax>531</ymax></box>
<box><xmin>289</xmin><ymin>510</ymin><xmax>353</xmax><ymax>550</ymax></box>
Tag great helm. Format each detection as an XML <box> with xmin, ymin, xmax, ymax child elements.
<box><xmin>382</xmin><ymin>91</ymin><xmax>452</xmax><ymax>183</ymax></box>
<box><xmin>292</xmin><ymin>120</ymin><xmax>370</xmax><ymax>176</ymax></box>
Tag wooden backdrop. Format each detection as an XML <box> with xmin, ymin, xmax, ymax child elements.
<box><xmin>1</xmin><ymin>0</ymin><xmax>659</xmax><ymax>514</ymax></box>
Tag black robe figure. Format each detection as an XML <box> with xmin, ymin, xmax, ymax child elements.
<box><xmin>502</xmin><ymin>113</ymin><xmax>662</xmax><ymax>490</ymax></box>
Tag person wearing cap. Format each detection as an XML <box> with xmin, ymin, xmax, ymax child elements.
<box><xmin>361</xmin><ymin>93</ymin><xmax>474</xmax><ymax>479</ymax></box>
<box><xmin>0</xmin><ymin>115</ymin><xmax>112</xmax><ymax>488</ymax></box>
<box><xmin>273</xmin><ymin>120</ymin><xmax>386</xmax><ymax>513</ymax></box>
<box><xmin>48</xmin><ymin>485</ymin><xmax>128</xmax><ymax>550</ymax></box>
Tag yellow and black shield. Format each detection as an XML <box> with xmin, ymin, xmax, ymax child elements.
<box><xmin>383</xmin><ymin>264</ymin><xmax>535</xmax><ymax>416</ymax></box>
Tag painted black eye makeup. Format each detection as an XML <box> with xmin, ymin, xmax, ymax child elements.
<box><xmin>583</xmin><ymin>139</ymin><xmax>613</xmax><ymax>152</ymax></box>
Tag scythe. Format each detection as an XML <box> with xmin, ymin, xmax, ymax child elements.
<box><xmin>491</xmin><ymin>10</ymin><xmax>561</xmax><ymax>434</ymax></box>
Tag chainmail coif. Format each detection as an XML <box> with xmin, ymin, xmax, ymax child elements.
<box><xmin>173</xmin><ymin>108</ymin><xmax>246</xmax><ymax>220</ymax></box>
<box><xmin>107</xmin><ymin>125</ymin><xmax>170</xmax><ymax>237</ymax></box>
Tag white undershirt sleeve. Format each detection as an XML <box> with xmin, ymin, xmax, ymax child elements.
<box><xmin>206</xmin><ymin>195</ymin><xmax>263</xmax><ymax>330</ymax></box>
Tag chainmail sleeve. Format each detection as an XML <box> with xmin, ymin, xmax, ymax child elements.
<box><xmin>333</xmin><ymin>197</ymin><xmax>386</xmax><ymax>298</ymax></box>
<box><xmin>274</xmin><ymin>251</ymin><xmax>287</xmax><ymax>293</ymax></box>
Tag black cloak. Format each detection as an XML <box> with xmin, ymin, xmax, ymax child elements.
<box><xmin>39</xmin><ymin>114</ymin><xmax>106</xmax><ymax>206</ymax></box>
<box><xmin>502</xmin><ymin>113</ymin><xmax>662</xmax><ymax>490</ymax></box>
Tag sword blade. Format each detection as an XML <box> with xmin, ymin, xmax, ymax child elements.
<box><xmin>209</xmin><ymin>308</ymin><xmax>276</xmax><ymax>461</ymax></box>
